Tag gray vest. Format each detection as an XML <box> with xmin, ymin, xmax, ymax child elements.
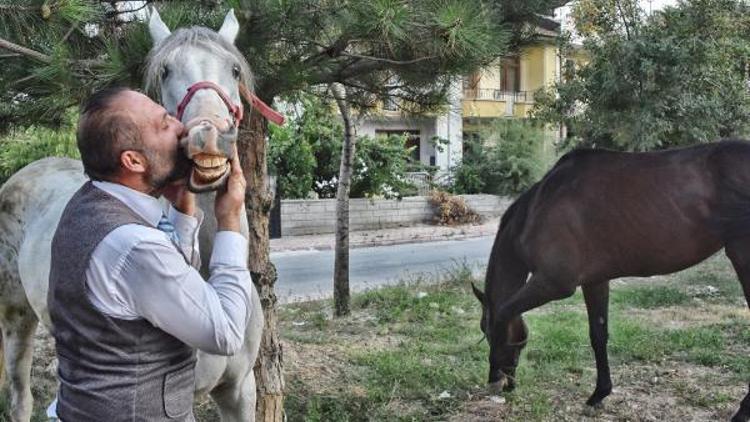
<box><xmin>48</xmin><ymin>182</ymin><xmax>196</xmax><ymax>422</ymax></box>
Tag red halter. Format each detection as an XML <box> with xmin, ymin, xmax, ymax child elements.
<box><xmin>175</xmin><ymin>81</ymin><xmax>285</xmax><ymax>127</ymax></box>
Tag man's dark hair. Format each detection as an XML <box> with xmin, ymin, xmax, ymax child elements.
<box><xmin>77</xmin><ymin>86</ymin><xmax>142</xmax><ymax>181</ymax></box>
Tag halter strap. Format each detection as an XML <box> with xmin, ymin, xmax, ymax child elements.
<box><xmin>175</xmin><ymin>80</ymin><xmax>285</xmax><ymax>127</ymax></box>
<box><xmin>175</xmin><ymin>81</ymin><xmax>243</xmax><ymax>126</ymax></box>
<box><xmin>239</xmin><ymin>83</ymin><xmax>285</xmax><ymax>126</ymax></box>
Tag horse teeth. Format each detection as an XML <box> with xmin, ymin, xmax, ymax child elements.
<box><xmin>195</xmin><ymin>162</ymin><xmax>229</xmax><ymax>183</ymax></box>
<box><xmin>193</xmin><ymin>156</ymin><xmax>226</xmax><ymax>170</ymax></box>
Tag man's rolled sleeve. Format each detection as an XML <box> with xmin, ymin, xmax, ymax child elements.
<box><xmin>210</xmin><ymin>231</ymin><xmax>248</xmax><ymax>269</ymax></box>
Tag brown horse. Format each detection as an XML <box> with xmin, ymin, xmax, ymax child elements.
<box><xmin>473</xmin><ymin>139</ymin><xmax>750</xmax><ymax>421</ymax></box>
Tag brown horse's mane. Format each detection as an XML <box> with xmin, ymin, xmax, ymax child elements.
<box><xmin>498</xmin><ymin>148</ymin><xmax>596</xmax><ymax>234</ymax></box>
<box><xmin>499</xmin><ymin>183</ymin><xmax>537</xmax><ymax>234</ymax></box>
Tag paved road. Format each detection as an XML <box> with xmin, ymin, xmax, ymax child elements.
<box><xmin>271</xmin><ymin>235</ymin><xmax>495</xmax><ymax>303</ymax></box>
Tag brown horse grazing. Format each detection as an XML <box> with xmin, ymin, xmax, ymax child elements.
<box><xmin>473</xmin><ymin>139</ymin><xmax>750</xmax><ymax>421</ymax></box>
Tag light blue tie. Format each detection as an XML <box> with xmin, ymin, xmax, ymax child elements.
<box><xmin>157</xmin><ymin>213</ymin><xmax>180</xmax><ymax>246</ymax></box>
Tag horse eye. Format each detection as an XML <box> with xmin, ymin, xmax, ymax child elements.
<box><xmin>161</xmin><ymin>65</ymin><xmax>170</xmax><ymax>80</ymax></box>
<box><xmin>232</xmin><ymin>64</ymin><xmax>241</xmax><ymax>80</ymax></box>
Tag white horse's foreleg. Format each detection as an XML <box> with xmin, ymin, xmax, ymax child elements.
<box><xmin>1</xmin><ymin>308</ymin><xmax>38</xmax><ymax>422</ymax></box>
<box><xmin>210</xmin><ymin>372</ymin><xmax>257</xmax><ymax>422</ymax></box>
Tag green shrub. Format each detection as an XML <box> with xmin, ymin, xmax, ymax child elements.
<box><xmin>350</xmin><ymin>134</ymin><xmax>416</xmax><ymax>199</ymax></box>
<box><xmin>0</xmin><ymin>122</ymin><xmax>80</xmax><ymax>185</ymax></box>
<box><xmin>299</xmin><ymin>97</ymin><xmax>345</xmax><ymax>199</ymax></box>
<box><xmin>270</xmin><ymin>95</ymin><xmax>416</xmax><ymax>199</ymax></box>
<box><xmin>451</xmin><ymin>119</ymin><xmax>547</xmax><ymax>196</ymax></box>
<box><xmin>268</xmin><ymin>123</ymin><xmax>316</xmax><ymax>199</ymax></box>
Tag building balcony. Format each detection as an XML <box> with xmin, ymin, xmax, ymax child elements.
<box><xmin>462</xmin><ymin>89</ymin><xmax>534</xmax><ymax>119</ymax></box>
<box><xmin>463</xmin><ymin>89</ymin><xmax>529</xmax><ymax>102</ymax></box>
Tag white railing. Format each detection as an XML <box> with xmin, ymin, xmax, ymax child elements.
<box><xmin>463</xmin><ymin>89</ymin><xmax>529</xmax><ymax>102</ymax></box>
<box><xmin>405</xmin><ymin>172</ymin><xmax>432</xmax><ymax>196</ymax></box>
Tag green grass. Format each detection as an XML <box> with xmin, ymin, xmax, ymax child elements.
<box><xmin>6</xmin><ymin>256</ymin><xmax>748</xmax><ymax>420</ymax></box>
<box><xmin>612</xmin><ymin>285</ymin><xmax>691</xmax><ymax>309</ymax></box>
<box><xmin>283</xmin><ymin>255</ymin><xmax>750</xmax><ymax>421</ymax></box>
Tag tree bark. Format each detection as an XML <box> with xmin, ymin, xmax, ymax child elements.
<box><xmin>332</xmin><ymin>83</ymin><xmax>355</xmax><ymax>317</ymax></box>
<box><xmin>237</xmin><ymin>109</ymin><xmax>284</xmax><ymax>421</ymax></box>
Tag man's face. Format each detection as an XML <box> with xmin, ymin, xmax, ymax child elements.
<box><xmin>121</xmin><ymin>91</ymin><xmax>189</xmax><ymax>190</ymax></box>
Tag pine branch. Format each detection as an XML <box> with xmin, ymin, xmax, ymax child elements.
<box><xmin>0</xmin><ymin>5</ymin><xmax>37</xmax><ymax>11</ymax></box>
<box><xmin>0</xmin><ymin>37</ymin><xmax>52</xmax><ymax>64</ymax></box>
<box><xmin>61</xmin><ymin>25</ymin><xmax>78</xmax><ymax>42</ymax></box>
<box><xmin>340</xmin><ymin>52</ymin><xmax>438</xmax><ymax>66</ymax></box>
<box><xmin>0</xmin><ymin>36</ymin><xmax>107</xmax><ymax>78</ymax></box>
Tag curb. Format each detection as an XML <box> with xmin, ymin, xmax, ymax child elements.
<box><xmin>270</xmin><ymin>228</ymin><xmax>498</xmax><ymax>253</ymax></box>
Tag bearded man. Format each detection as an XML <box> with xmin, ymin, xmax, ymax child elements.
<box><xmin>47</xmin><ymin>87</ymin><xmax>254</xmax><ymax>421</ymax></box>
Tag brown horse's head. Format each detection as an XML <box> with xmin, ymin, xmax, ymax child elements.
<box><xmin>472</xmin><ymin>283</ymin><xmax>529</xmax><ymax>392</ymax></box>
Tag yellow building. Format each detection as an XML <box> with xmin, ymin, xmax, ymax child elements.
<box><xmin>463</xmin><ymin>18</ymin><xmax>562</xmax><ymax>135</ymax></box>
<box><xmin>357</xmin><ymin>16</ymin><xmax>578</xmax><ymax>178</ymax></box>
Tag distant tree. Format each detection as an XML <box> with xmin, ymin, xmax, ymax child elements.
<box><xmin>533</xmin><ymin>0</ymin><xmax>750</xmax><ymax>151</ymax></box>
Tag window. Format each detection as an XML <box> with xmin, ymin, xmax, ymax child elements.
<box><xmin>463</xmin><ymin>72</ymin><xmax>481</xmax><ymax>90</ymax></box>
<box><xmin>382</xmin><ymin>96</ymin><xmax>398</xmax><ymax>111</ymax></box>
<box><xmin>500</xmin><ymin>56</ymin><xmax>520</xmax><ymax>92</ymax></box>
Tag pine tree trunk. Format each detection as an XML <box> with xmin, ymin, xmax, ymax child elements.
<box><xmin>332</xmin><ymin>84</ymin><xmax>354</xmax><ymax>317</ymax></box>
<box><xmin>237</xmin><ymin>109</ymin><xmax>285</xmax><ymax>421</ymax></box>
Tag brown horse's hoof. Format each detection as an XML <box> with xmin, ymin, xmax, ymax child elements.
<box><xmin>488</xmin><ymin>378</ymin><xmax>507</xmax><ymax>395</ymax></box>
<box><xmin>586</xmin><ymin>385</ymin><xmax>612</xmax><ymax>407</ymax></box>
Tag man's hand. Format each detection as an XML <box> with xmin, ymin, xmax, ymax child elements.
<box><xmin>162</xmin><ymin>179</ymin><xmax>196</xmax><ymax>217</ymax></box>
<box><xmin>215</xmin><ymin>151</ymin><xmax>246</xmax><ymax>233</ymax></box>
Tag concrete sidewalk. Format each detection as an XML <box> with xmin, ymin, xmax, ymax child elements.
<box><xmin>270</xmin><ymin>216</ymin><xmax>500</xmax><ymax>252</ymax></box>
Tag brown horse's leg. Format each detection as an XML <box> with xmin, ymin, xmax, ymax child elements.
<box><xmin>495</xmin><ymin>273</ymin><xmax>577</xmax><ymax>320</ymax></box>
<box><xmin>725</xmin><ymin>240</ymin><xmax>750</xmax><ymax>422</ymax></box>
<box><xmin>489</xmin><ymin>273</ymin><xmax>576</xmax><ymax>387</ymax></box>
<box><xmin>582</xmin><ymin>281</ymin><xmax>612</xmax><ymax>406</ymax></box>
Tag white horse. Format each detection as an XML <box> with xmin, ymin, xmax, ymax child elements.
<box><xmin>0</xmin><ymin>9</ymin><xmax>264</xmax><ymax>422</ymax></box>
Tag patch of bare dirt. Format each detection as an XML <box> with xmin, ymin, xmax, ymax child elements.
<box><xmin>450</xmin><ymin>361</ymin><xmax>744</xmax><ymax>421</ymax></box>
<box><xmin>282</xmin><ymin>306</ymin><xmax>406</xmax><ymax>395</ymax></box>
<box><xmin>629</xmin><ymin>303</ymin><xmax>749</xmax><ymax>330</ymax></box>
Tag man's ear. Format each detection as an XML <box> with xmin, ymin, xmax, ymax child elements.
<box><xmin>120</xmin><ymin>150</ymin><xmax>147</xmax><ymax>174</ymax></box>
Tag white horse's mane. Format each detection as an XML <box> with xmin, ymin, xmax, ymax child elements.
<box><xmin>143</xmin><ymin>26</ymin><xmax>253</xmax><ymax>100</ymax></box>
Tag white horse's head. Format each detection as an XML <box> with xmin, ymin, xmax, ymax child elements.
<box><xmin>145</xmin><ymin>8</ymin><xmax>250</xmax><ymax>192</ymax></box>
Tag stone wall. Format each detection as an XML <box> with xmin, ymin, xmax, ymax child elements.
<box><xmin>280</xmin><ymin>194</ymin><xmax>511</xmax><ymax>236</ymax></box>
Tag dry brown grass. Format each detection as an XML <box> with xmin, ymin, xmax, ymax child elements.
<box><xmin>429</xmin><ymin>190</ymin><xmax>482</xmax><ymax>226</ymax></box>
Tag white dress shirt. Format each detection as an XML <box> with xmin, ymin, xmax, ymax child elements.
<box><xmin>85</xmin><ymin>181</ymin><xmax>254</xmax><ymax>355</ymax></box>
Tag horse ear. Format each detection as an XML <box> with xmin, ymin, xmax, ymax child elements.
<box><xmin>148</xmin><ymin>7</ymin><xmax>171</xmax><ymax>44</ymax></box>
<box><xmin>218</xmin><ymin>9</ymin><xmax>240</xmax><ymax>44</ymax></box>
<box><xmin>471</xmin><ymin>283</ymin><xmax>485</xmax><ymax>305</ymax></box>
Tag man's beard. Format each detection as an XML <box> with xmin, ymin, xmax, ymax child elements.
<box><xmin>144</xmin><ymin>147</ymin><xmax>191</xmax><ymax>191</ymax></box>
